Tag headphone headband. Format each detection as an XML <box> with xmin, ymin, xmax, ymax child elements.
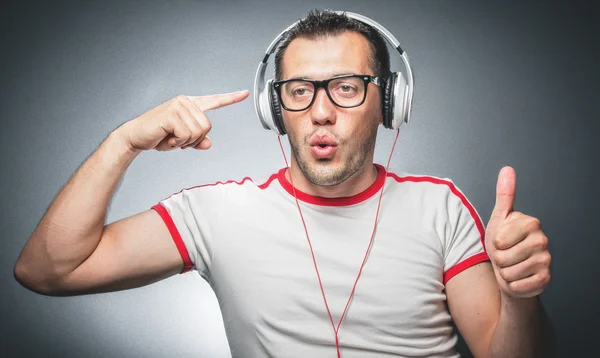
<box><xmin>254</xmin><ymin>11</ymin><xmax>415</xmax><ymax>133</ymax></box>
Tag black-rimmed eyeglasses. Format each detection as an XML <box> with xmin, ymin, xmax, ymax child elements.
<box><xmin>273</xmin><ymin>74</ymin><xmax>382</xmax><ymax>112</ymax></box>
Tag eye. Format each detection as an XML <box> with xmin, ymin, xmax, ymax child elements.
<box><xmin>332</xmin><ymin>83</ymin><xmax>359</xmax><ymax>97</ymax></box>
<box><xmin>293</xmin><ymin>88</ymin><xmax>307</xmax><ymax>96</ymax></box>
<box><xmin>288</xmin><ymin>84</ymin><xmax>313</xmax><ymax>98</ymax></box>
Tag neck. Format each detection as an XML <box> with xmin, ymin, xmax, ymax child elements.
<box><xmin>287</xmin><ymin>160</ymin><xmax>379</xmax><ymax>199</ymax></box>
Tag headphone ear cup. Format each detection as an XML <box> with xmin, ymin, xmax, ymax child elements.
<box><xmin>269</xmin><ymin>83</ymin><xmax>287</xmax><ymax>135</ymax></box>
<box><xmin>381</xmin><ymin>72</ymin><xmax>397</xmax><ymax>129</ymax></box>
<box><xmin>390</xmin><ymin>71</ymin><xmax>409</xmax><ymax>130</ymax></box>
<box><xmin>258</xmin><ymin>79</ymin><xmax>276</xmax><ymax>132</ymax></box>
<box><xmin>258</xmin><ymin>79</ymin><xmax>286</xmax><ymax>135</ymax></box>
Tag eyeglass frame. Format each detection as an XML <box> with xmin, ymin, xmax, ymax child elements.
<box><xmin>272</xmin><ymin>74</ymin><xmax>382</xmax><ymax>112</ymax></box>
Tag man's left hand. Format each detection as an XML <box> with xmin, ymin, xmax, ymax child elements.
<box><xmin>485</xmin><ymin>166</ymin><xmax>552</xmax><ymax>298</ymax></box>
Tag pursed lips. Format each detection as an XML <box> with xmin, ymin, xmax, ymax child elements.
<box><xmin>308</xmin><ymin>133</ymin><xmax>339</xmax><ymax>158</ymax></box>
<box><xmin>309</xmin><ymin>133</ymin><xmax>338</xmax><ymax>147</ymax></box>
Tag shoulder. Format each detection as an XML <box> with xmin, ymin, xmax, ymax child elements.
<box><xmin>158</xmin><ymin>168</ymin><xmax>283</xmax><ymax>202</ymax></box>
<box><xmin>383</xmin><ymin>167</ymin><xmax>477</xmax><ymax>213</ymax></box>
<box><xmin>384</xmin><ymin>167</ymin><xmax>462</xmax><ymax>196</ymax></box>
<box><xmin>383</xmin><ymin>168</ymin><xmax>485</xmax><ymax>242</ymax></box>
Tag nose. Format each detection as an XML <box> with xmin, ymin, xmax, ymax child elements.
<box><xmin>309</xmin><ymin>88</ymin><xmax>337</xmax><ymax>126</ymax></box>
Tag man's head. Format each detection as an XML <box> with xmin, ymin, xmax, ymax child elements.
<box><xmin>273</xmin><ymin>10</ymin><xmax>391</xmax><ymax>187</ymax></box>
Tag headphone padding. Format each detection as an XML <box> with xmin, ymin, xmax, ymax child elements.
<box><xmin>382</xmin><ymin>72</ymin><xmax>397</xmax><ymax>129</ymax></box>
<box><xmin>269</xmin><ymin>84</ymin><xmax>286</xmax><ymax>135</ymax></box>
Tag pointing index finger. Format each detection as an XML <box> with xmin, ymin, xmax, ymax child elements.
<box><xmin>188</xmin><ymin>90</ymin><xmax>250</xmax><ymax>112</ymax></box>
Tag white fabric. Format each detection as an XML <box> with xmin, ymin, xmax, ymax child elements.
<box><xmin>153</xmin><ymin>164</ymin><xmax>489</xmax><ymax>358</ymax></box>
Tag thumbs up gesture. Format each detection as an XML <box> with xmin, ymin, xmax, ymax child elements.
<box><xmin>485</xmin><ymin>167</ymin><xmax>552</xmax><ymax>298</ymax></box>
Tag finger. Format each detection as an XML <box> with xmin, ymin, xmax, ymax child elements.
<box><xmin>182</xmin><ymin>96</ymin><xmax>212</xmax><ymax>140</ymax></box>
<box><xmin>184</xmin><ymin>133</ymin><xmax>206</xmax><ymax>149</ymax></box>
<box><xmin>506</xmin><ymin>270</ymin><xmax>551</xmax><ymax>297</ymax></box>
<box><xmin>497</xmin><ymin>253</ymin><xmax>546</xmax><ymax>282</ymax></box>
<box><xmin>193</xmin><ymin>136</ymin><xmax>212</xmax><ymax>150</ymax></box>
<box><xmin>190</xmin><ymin>90</ymin><xmax>249</xmax><ymax>112</ymax></box>
<box><xmin>494</xmin><ymin>214</ymin><xmax>541</xmax><ymax>250</ymax></box>
<box><xmin>160</xmin><ymin>113</ymin><xmax>192</xmax><ymax>149</ymax></box>
<box><xmin>172</xmin><ymin>97</ymin><xmax>206</xmax><ymax>147</ymax></box>
<box><xmin>155</xmin><ymin>137</ymin><xmax>176</xmax><ymax>151</ymax></box>
<box><xmin>493</xmin><ymin>234</ymin><xmax>534</xmax><ymax>268</ymax></box>
<box><xmin>490</xmin><ymin>166</ymin><xmax>517</xmax><ymax>221</ymax></box>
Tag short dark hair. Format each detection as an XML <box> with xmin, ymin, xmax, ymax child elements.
<box><xmin>274</xmin><ymin>9</ymin><xmax>391</xmax><ymax>81</ymax></box>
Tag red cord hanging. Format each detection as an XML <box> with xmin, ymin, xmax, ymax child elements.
<box><xmin>277</xmin><ymin>128</ymin><xmax>401</xmax><ymax>357</ymax></box>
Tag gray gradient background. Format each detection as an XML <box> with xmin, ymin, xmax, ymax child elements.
<box><xmin>1</xmin><ymin>0</ymin><xmax>598</xmax><ymax>357</ymax></box>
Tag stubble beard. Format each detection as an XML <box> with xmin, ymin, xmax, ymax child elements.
<box><xmin>289</xmin><ymin>125</ymin><xmax>378</xmax><ymax>187</ymax></box>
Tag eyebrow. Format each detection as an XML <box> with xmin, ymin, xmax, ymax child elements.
<box><xmin>287</xmin><ymin>73</ymin><xmax>355</xmax><ymax>81</ymax></box>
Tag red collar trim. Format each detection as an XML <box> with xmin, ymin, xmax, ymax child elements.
<box><xmin>277</xmin><ymin>164</ymin><xmax>386</xmax><ymax>206</ymax></box>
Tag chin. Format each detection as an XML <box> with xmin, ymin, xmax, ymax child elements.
<box><xmin>290</xmin><ymin>138</ymin><xmax>368</xmax><ymax>187</ymax></box>
<box><xmin>300</xmin><ymin>157</ymin><xmax>357</xmax><ymax>187</ymax></box>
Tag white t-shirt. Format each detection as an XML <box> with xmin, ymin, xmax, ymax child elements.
<box><xmin>152</xmin><ymin>164</ymin><xmax>489</xmax><ymax>357</ymax></box>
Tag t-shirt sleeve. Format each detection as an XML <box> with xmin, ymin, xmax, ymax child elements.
<box><xmin>442</xmin><ymin>182</ymin><xmax>490</xmax><ymax>285</ymax></box>
<box><xmin>151</xmin><ymin>185</ymin><xmax>224</xmax><ymax>280</ymax></box>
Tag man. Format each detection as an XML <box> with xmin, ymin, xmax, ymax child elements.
<box><xmin>14</xmin><ymin>9</ymin><xmax>552</xmax><ymax>358</ymax></box>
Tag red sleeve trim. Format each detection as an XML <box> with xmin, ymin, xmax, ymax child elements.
<box><xmin>386</xmin><ymin>173</ymin><xmax>486</xmax><ymax>252</ymax></box>
<box><xmin>151</xmin><ymin>204</ymin><xmax>194</xmax><ymax>274</ymax></box>
<box><xmin>443</xmin><ymin>252</ymin><xmax>490</xmax><ymax>284</ymax></box>
<box><xmin>258</xmin><ymin>172</ymin><xmax>279</xmax><ymax>190</ymax></box>
<box><xmin>158</xmin><ymin>177</ymin><xmax>254</xmax><ymax>202</ymax></box>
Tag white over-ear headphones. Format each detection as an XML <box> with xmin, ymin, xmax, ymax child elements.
<box><xmin>253</xmin><ymin>11</ymin><xmax>415</xmax><ymax>135</ymax></box>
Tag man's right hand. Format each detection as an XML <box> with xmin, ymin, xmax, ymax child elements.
<box><xmin>118</xmin><ymin>90</ymin><xmax>250</xmax><ymax>152</ymax></box>
<box><xmin>14</xmin><ymin>89</ymin><xmax>250</xmax><ymax>296</ymax></box>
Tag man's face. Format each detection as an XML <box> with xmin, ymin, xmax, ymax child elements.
<box><xmin>281</xmin><ymin>31</ymin><xmax>383</xmax><ymax>187</ymax></box>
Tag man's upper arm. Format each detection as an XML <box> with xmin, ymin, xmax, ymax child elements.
<box><xmin>446</xmin><ymin>261</ymin><xmax>501</xmax><ymax>358</ymax></box>
<box><xmin>59</xmin><ymin>209</ymin><xmax>184</xmax><ymax>295</ymax></box>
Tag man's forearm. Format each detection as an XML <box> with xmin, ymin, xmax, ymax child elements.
<box><xmin>487</xmin><ymin>293</ymin><xmax>549</xmax><ymax>358</ymax></box>
<box><xmin>14</xmin><ymin>126</ymin><xmax>139</xmax><ymax>292</ymax></box>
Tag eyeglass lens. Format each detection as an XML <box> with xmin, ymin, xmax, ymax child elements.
<box><xmin>280</xmin><ymin>77</ymin><xmax>366</xmax><ymax>110</ymax></box>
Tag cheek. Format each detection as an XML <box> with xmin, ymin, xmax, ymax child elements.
<box><xmin>282</xmin><ymin>112</ymin><xmax>295</xmax><ymax>134</ymax></box>
<box><xmin>369</xmin><ymin>90</ymin><xmax>383</xmax><ymax>121</ymax></box>
<box><xmin>352</xmin><ymin>98</ymin><xmax>382</xmax><ymax>131</ymax></box>
<box><xmin>282</xmin><ymin>113</ymin><xmax>305</xmax><ymax>141</ymax></box>
<box><xmin>342</xmin><ymin>95</ymin><xmax>382</xmax><ymax>130</ymax></box>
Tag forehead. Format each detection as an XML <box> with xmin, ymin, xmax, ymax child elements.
<box><xmin>281</xmin><ymin>31</ymin><xmax>373</xmax><ymax>80</ymax></box>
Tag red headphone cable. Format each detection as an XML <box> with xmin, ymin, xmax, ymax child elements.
<box><xmin>277</xmin><ymin>128</ymin><xmax>401</xmax><ymax>357</ymax></box>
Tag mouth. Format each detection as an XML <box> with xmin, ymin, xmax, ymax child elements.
<box><xmin>309</xmin><ymin>134</ymin><xmax>338</xmax><ymax>159</ymax></box>
<box><xmin>310</xmin><ymin>145</ymin><xmax>337</xmax><ymax>159</ymax></box>
<box><xmin>309</xmin><ymin>133</ymin><xmax>338</xmax><ymax>146</ymax></box>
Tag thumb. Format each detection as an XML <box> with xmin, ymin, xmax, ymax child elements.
<box><xmin>491</xmin><ymin>166</ymin><xmax>517</xmax><ymax>220</ymax></box>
